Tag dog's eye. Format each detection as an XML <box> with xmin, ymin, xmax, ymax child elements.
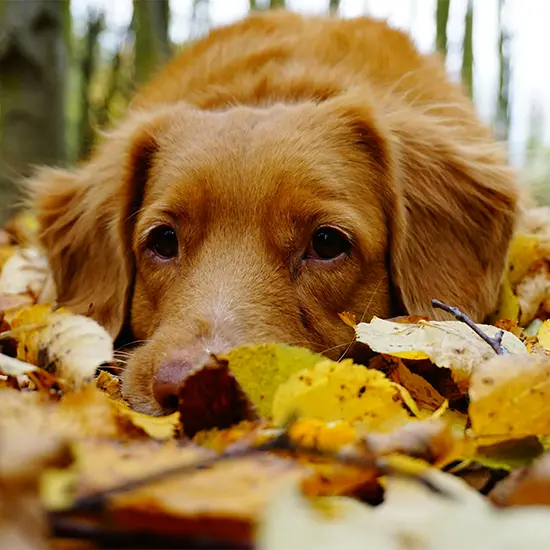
<box><xmin>307</xmin><ymin>226</ymin><xmax>352</xmax><ymax>261</ymax></box>
<box><xmin>147</xmin><ymin>225</ymin><xmax>179</xmax><ymax>259</ymax></box>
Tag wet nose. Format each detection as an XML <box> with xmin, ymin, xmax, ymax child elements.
<box><xmin>152</xmin><ymin>361</ymin><xmax>194</xmax><ymax>410</ymax></box>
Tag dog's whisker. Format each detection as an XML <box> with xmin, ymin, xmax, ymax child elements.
<box><xmin>337</xmin><ymin>276</ymin><xmax>385</xmax><ymax>363</ymax></box>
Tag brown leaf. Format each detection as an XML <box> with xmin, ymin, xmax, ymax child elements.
<box><xmin>56</xmin><ymin>440</ymin><xmax>308</xmax><ymax>544</ymax></box>
<box><xmin>177</xmin><ymin>358</ymin><xmax>258</xmax><ymax>438</ymax></box>
<box><xmin>362</xmin><ymin>418</ymin><xmax>457</xmax><ymax>467</ymax></box>
<box><xmin>489</xmin><ymin>452</ymin><xmax>550</xmax><ymax>506</ymax></box>
<box><xmin>386</xmin><ymin>360</ymin><xmax>446</xmax><ymax>412</ymax></box>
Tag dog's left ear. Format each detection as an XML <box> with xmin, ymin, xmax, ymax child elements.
<box><xmin>322</xmin><ymin>94</ymin><xmax>520</xmax><ymax>321</ymax></box>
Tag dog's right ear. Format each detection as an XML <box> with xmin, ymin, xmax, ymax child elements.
<box><xmin>26</xmin><ymin>111</ymin><xmax>167</xmax><ymax>338</ymax></box>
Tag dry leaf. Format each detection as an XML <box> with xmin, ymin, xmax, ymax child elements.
<box><xmin>0</xmin><ymin>248</ymin><xmax>53</xmax><ymax>300</ymax></box>
<box><xmin>0</xmin><ymin>352</ymin><xmax>38</xmax><ymax>377</ymax></box>
<box><xmin>362</xmin><ymin>418</ymin><xmax>458</xmax><ymax>467</ymax></box>
<box><xmin>3</xmin><ymin>211</ymin><xmax>39</xmax><ymax>247</ymax></box>
<box><xmin>217</xmin><ymin>344</ymin><xmax>324</xmax><ymax>418</ymax></box>
<box><xmin>45</xmin><ymin>439</ymin><xmax>308</xmax><ymax>544</ymax></box>
<box><xmin>516</xmin><ymin>265</ymin><xmax>550</xmax><ymax>326</ymax></box>
<box><xmin>177</xmin><ymin>359</ymin><xmax>258</xmax><ymax>438</ymax></box>
<box><xmin>356</xmin><ymin>317</ymin><xmax>527</xmax><ymax>392</ymax></box>
<box><xmin>469</xmin><ymin>354</ymin><xmax>550</xmax><ymax>445</ymax></box>
<box><xmin>11</xmin><ymin>304</ymin><xmax>113</xmax><ymax>389</ymax></box>
<box><xmin>507</xmin><ymin>234</ymin><xmax>543</xmax><ymax>286</ymax></box>
<box><xmin>272</xmin><ymin>358</ymin><xmax>410</xmax><ymax>432</ymax></box>
<box><xmin>386</xmin><ymin>360</ymin><xmax>446</xmax><ymax>413</ymax></box>
<box><xmin>257</xmin><ymin>468</ymin><xmax>550</xmax><ymax>550</ymax></box>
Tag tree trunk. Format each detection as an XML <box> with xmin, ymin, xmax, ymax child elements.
<box><xmin>329</xmin><ymin>0</ymin><xmax>341</xmax><ymax>13</ymax></box>
<box><xmin>133</xmin><ymin>0</ymin><xmax>171</xmax><ymax>85</ymax></box>
<box><xmin>270</xmin><ymin>0</ymin><xmax>286</xmax><ymax>8</ymax></box>
<box><xmin>0</xmin><ymin>0</ymin><xmax>69</xmax><ymax>224</ymax></box>
<box><xmin>461</xmin><ymin>0</ymin><xmax>474</xmax><ymax>98</ymax></box>
<box><xmin>496</xmin><ymin>0</ymin><xmax>511</xmax><ymax>142</ymax></box>
<box><xmin>249</xmin><ymin>0</ymin><xmax>257</xmax><ymax>10</ymax></box>
<box><xmin>435</xmin><ymin>0</ymin><xmax>451</xmax><ymax>58</ymax></box>
<box><xmin>78</xmin><ymin>13</ymin><xmax>104</xmax><ymax>160</ymax></box>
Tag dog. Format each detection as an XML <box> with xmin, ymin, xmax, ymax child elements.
<box><xmin>28</xmin><ymin>10</ymin><xmax>519</xmax><ymax>415</ymax></box>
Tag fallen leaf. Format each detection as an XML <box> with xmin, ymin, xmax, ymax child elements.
<box><xmin>516</xmin><ymin>264</ymin><xmax>550</xmax><ymax>326</ymax></box>
<box><xmin>272</xmin><ymin>358</ymin><xmax>410</xmax><ymax>431</ymax></box>
<box><xmin>95</xmin><ymin>370</ymin><xmax>124</xmax><ymax>402</ymax></box>
<box><xmin>338</xmin><ymin>311</ymin><xmax>357</xmax><ymax>328</ymax></box>
<box><xmin>257</xmin><ymin>467</ymin><xmax>550</xmax><ymax>550</ymax></box>
<box><xmin>386</xmin><ymin>360</ymin><xmax>446</xmax><ymax>413</ymax></box>
<box><xmin>10</xmin><ymin>305</ymin><xmax>113</xmax><ymax>389</ymax></box>
<box><xmin>489</xmin><ymin>451</ymin><xmax>550</xmax><ymax>506</ymax></box>
<box><xmin>507</xmin><ymin>233</ymin><xmax>542</xmax><ymax>286</ymax></box>
<box><xmin>46</xmin><ymin>439</ymin><xmax>308</xmax><ymax>545</ymax></box>
<box><xmin>356</xmin><ymin>317</ymin><xmax>527</xmax><ymax>392</ymax></box>
<box><xmin>537</xmin><ymin>319</ymin><xmax>550</xmax><ymax>351</ymax></box>
<box><xmin>3</xmin><ymin>211</ymin><xmax>39</xmax><ymax>247</ymax></box>
<box><xmin>217</xmin><ymin>344</ymin><xmax>324</xmax><ymax>418</ymax></box>
<box><xmin>0</xmin><ymin>248</ymin><xmax>53</xmax><ymax>300</ymax></box>
<box><xmin>177</xmin><ymin>359</ymin><xmax>258</xmax><ymax>438</ymax></box>
<box><xmin>362</xmin><ymin>418</ymin><xmax>458</xmax><ymax>467</ymax></box>
<box><xmin>469</xmin><ymin>354</ymin><xmax>550</xmax><ymax>445</ymax></box>
<box><xmin>0</xmin><ymin>352</ymin><xmax>38</xmax><ymax>377</ymax></box>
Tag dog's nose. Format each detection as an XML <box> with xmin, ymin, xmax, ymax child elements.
<box><xmin>152</xmin><ymin>361</ymin><xmax>193</xmax><ymax>410</ymax></box>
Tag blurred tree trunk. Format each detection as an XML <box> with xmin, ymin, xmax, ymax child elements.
<box><xmin>496</xmin><ymin>0</ymin><xmax>511</xmax><ymax>142</ymax></box>
<box><xmin>329</xmin><ymin>0</ymin><xmax>341</xmax><ymax>13</ymax></box>
<box><xmin>435</xmin><ymin>0</ymin><xmax>451</xmax><ymax>59</ymax></box>
<box><xmin>250</xmin><ymin>0</ymin><xmax>257</xmax><ymax>9</ymax></box>
<box><xmin>133</xmin><ymin>0</ymin><xmax>171</xmax><ymax>85</ymax></box>
<box><xmin>270</xmin><ymin>0</ymin><xmax>285</xmax><ymax>8</ymax></box>
<box><xmin>461</xmin><ymin>0</ymin><xmax>474</xmax><ymax>98</ymax></box>
<box><xmin>0</xmin><ymin>0</ymin><xmax>69</xmax><ymax>223</ymax></box>
<box><xmin>78</xmin><ymin>13</ymin><xmax>104</xmax><ymax>160</ymax></box>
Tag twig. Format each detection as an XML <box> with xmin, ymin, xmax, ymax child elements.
<box><xmin>431</xmin><ymin>299</ymin><xmax>509</xmax><ymax>355</ymax></box>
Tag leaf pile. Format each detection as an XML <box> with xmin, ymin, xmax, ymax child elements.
<box><xmin>4</xmin><ymin>209</ymin><xmax>550</xmax><ymax>548</ymax></box>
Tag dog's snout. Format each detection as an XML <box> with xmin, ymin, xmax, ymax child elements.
<box><xmin>152</xmin><ymin>361</ymin><xmax>194</xmax><ymax>410</ymax></box>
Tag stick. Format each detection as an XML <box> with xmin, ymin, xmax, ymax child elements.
<box><xmin>431</xmin><ymin>299</ymin><xmax>509</xmax><ymax>355</ymax></box>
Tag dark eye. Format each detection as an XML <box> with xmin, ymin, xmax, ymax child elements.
<box><xmin>306</xmin><ymin>226</ymin><xmax>352</xmax><ymax>261</ymax></box>
<box><xmin>147</xmin><ymin>225</ymin><xmax>179</xmax><ymax>259</ymax></box>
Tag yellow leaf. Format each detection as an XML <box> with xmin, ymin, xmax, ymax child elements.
<box><xmin>272</xmin><ymin>358</ymin><xmax>410</xmax><ymax>431</ymax></box>
<box><xmin>356</xmin><ymin>317</ymin><xmax>527</xmax><ymax>392</ymax></box>
<box><xmin>493</xmin><ymin>276</ymin><xmax>520</xmax><ymax>322</ymax></box>
<box><xmin>10</xmin><ymin>305</ymin><xmax>113</xmax><ymax>389</ymax></box>
<box><xmin>338</xmin><ymin>311</ymin><xmax>357</xmax><ymax>328</ymax></box>
<box><xmin>469</xmin><ymin>354</ymin><xmax>550</xmax><ymax>445</ymax></box>
<box><xmin>113</xmin><ymin>399</ymin><xmax>181</xmax><ymax>441</ymax></box>
<box><xmin>507</xmin><ymin>233</ymin><xmax>541</xmax><ymax>286</ymax></box>
<box><xmin>537</xmin><ymin>319</ymin><xmax>550</xmax><ymax>351</ymax></box>
<box><xmin>218</xmin><ymin>344</ymin><xmax>324</xmax><ymax>418</ymax></box>
<box><xmin>287</xmin><ymin>418</ymin><xmax>357</xmax><ymax>453</ymax></box>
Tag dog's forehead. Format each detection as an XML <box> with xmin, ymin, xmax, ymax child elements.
<box><xmin>146</xmin><ymin>105</ymin><xmax>358</xmax><ymax>212</ymax></box>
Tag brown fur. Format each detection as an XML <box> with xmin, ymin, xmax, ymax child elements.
<box><xmin>27</xmin><ymin>11</ymin><xmax>519</xmax><ymax>415</ymax></box>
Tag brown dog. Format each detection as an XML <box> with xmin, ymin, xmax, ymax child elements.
<box><xmin>28</xmin><ymin>10</ymin><xmax>519</xmax><ymax>415</ymax></box>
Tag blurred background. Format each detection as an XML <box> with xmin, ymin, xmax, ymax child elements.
<box><xmin>0</xmin><ymin>0</ymin><xmax>549</xmax><ymax>223</ymax></box>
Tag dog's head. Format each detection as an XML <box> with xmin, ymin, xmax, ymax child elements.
<box><xmin>28</xmin><ymin>94</ymin><xmax>518</xmax><ymax>415</ymax></box>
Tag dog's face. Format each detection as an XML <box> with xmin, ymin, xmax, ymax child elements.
<box><xmin>29</xmin><ymin>95</ymin><xmax>517</xmax><ymax>415</ymax></box>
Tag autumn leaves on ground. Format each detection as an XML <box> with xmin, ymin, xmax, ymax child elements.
<box><xmin>4</xmin><ymin>211</ymin><xmax>550</xmax><ymax>549</ymax></box>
